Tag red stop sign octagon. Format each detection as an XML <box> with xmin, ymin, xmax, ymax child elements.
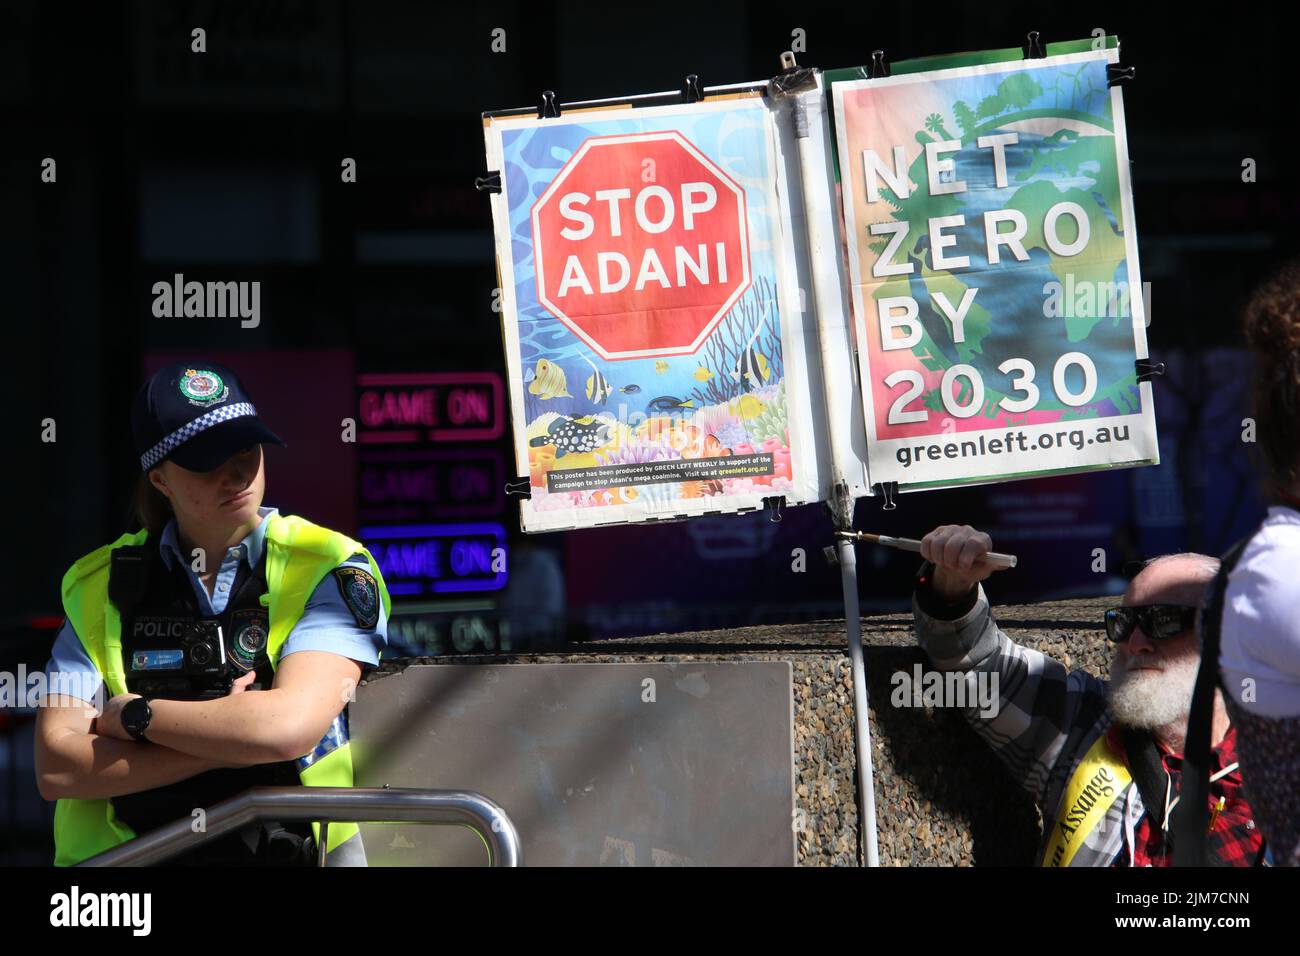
<box><xmin>531</xmin><ymin>131</ymin><xmax>751</xmax><ymax>361</ymax></box>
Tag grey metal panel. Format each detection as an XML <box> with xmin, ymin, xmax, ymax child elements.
<box><xmin>351</xmin><ymin>661</ymin><xmax>795</xmax><ymax>866</ymax></box>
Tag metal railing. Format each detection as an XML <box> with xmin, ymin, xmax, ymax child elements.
<box><xmin>76</xmin><ymin>786</ymin><xmax>522</xmax><ymax>867</ymax></box>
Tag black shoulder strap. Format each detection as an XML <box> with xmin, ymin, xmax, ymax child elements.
<box><xmin>1171</xmin><ymin>535</ymin><xmax>1251</xmax><ymax>866</ymax></box>
<box><xmin>107</xmin><ymin>544</ymin><xmax>155</xmax><ymax>616</ymax></box>
<box><xmin>1122</xmin><ymin>727</ymin><xmax>1170</xmax><ymax>833</ymax></box>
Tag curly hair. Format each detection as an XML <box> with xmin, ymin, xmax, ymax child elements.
<box><xmin>1242</xmin><ymin>258</ymin><xmax>1300</xmax><ymax>491</ymax></box>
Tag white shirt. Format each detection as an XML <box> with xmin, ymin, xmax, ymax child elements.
<box><xmin>1220</xmin><ymin>505</ymin><xmax>1300</xmax><ymax>718</ymax></box>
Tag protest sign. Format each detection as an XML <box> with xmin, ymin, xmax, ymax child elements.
<box><xmin>830</xmin><ymin>46</ymin><xmax>1158</xmax><ymax>492</ymax></box>
<box><xmin>484</xmin><ymin>95</ymin><xmax>821</xmax><ymax>532</ymax></box>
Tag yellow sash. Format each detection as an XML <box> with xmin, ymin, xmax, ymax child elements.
<box><xmin>1041</xmin><ymin>732</ymin><xmax>1132</xmax><ymax>867</ymax></box>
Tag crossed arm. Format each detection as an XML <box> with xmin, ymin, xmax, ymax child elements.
<box><xmin>35</xmin><ymin>651</ymin><xmax>361</xmax><ymax>801</ymax></box>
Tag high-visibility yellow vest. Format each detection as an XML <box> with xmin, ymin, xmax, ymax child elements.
<box><xmin>52</xmin><ymin>512</ymin><xmax>390</xmax><ymax>866</ymax></box>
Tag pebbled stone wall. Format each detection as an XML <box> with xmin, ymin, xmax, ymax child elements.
<box><xmin>365</xmin><ymin>596</ymin><xmax>1114</xmax><ymax>866</ymax></box>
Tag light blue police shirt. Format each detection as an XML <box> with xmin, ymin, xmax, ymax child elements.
<box><xmin>44</xmin><ymin>507</ymin><xmax>388</xmax><ymax>705</ymax></box>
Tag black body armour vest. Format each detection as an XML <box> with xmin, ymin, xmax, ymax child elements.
<box><xmin>108</xmin><ymin>541</ymin><xmax>315</xmax><ymax>865</ymax></box>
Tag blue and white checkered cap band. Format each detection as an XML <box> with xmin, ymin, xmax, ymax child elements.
<box><xmin>140</xmin><ymin>402</ymin><xmax>257</xmax><ymax>470</ymax></box>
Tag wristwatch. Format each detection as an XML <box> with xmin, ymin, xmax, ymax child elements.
<box><xmin>121</xmin><ymin>697</ymin><xmax>153</xmax><ymax>742</ymax></box>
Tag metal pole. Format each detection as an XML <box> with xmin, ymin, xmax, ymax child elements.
<box><xmin>836</xmin><ymin>538</ymin><xmax>880</xmax><ymax>866</ymax></box>
<box><xmin>772</xmin><ymin>58</ymin><xmax>880</xmax><ymax>865</ymax></box>
<box><xmin>316</xmin><ymin>820</ymin><xmax>329</xmax><ymax>868</ymax></box>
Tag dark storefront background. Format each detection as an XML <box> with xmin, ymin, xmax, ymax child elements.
<box><xmin>2</xmin><ymin>5</ymin><xmax>1297</xmax><ymax>857</ymax></box>
<box><xmin>5</xmin><ymin>0</ymin><xmax>1296</xmax><ymax>647</ymax></box>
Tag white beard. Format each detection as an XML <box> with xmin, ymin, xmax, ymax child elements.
<box><xmin>1107</xmin><ymin>652</ymin><xmax>1201</xmax><ymax>731</ymax></box>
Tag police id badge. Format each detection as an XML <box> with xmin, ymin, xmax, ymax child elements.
<box><xmin>229</xmin><ymin>609</ymin><xmax>271</xmax><ymax>672</ymax></box>
<box><xmin>332</xmin><ymin>566</ymin><xmax>380</xmax><ymax>630</ymax></box>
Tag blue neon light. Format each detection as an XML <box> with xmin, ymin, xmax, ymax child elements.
<box><xmin>360</xmin><ymin>522</ymin><xmax>508</xmax><ymax>596</ymax></box>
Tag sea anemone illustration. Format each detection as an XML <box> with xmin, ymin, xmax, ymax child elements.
<box><xmin>713</xmin><ymin>420</ymin><xmax>749</xmax><ymax>450</ymax></box>
<box><xmin>635</xmin><ymin>482</ymin><xmax>684</xmax><ymax>510</ymax></box>
<box><xmin>530</xmin><ymin>490</ymin><xmax>582</xmax><ymax>511</ymax></box>
<box><xmin>768</xmin><ymin>476</ymin><xmax>795</xmax><ymax>497</ymax></box>
<box><xmin>595</xmin><ymin>432</ymin><xmax>678</xmax><ymax>466</ymax></box>
<box><xmin>692</xmin><ymin>404</ymin><xmax>742</xmax><ymax>438</ymax></box>
<box><xmin>747</xmin><ymin>380</ymin><xmax>789</xmax><ymax>445</ymax></box>
<box><xmin>721</xmin><ymin>477</ymin><xmax>761</xmax><ymax>496</ymax></box>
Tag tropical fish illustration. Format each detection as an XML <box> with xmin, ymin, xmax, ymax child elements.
<box><xmin>729</xmin><ymin>394</ymin><xmax>767</xmax><ymax>420</ymax></box>
<box><xmin>580</xmin><ymin>355</ymin><xmax>613</xmax><ymax>405</ymax></box>
<box><xmin>620</xmin><ymin>384</ymin><xmax>641</xmax><ymax>394</ymax></box>
<box><xmin>528</xmin><ymin>359</ymin><xmax>571</xmax><ymax>399</ymax></box>
<box><xmin>654</xmin><ymin>360</ymin><xmax>670</xmax><ymax>374</ymax></box>
<box><xmin>734</xmin><ymin>348</ymin><xmax>770</xmax><ymax>391</ymax></box>
<box><xmin>731</xmin><ymin>309</ymin><xmax>773</xmax><ymax>392</ymax></box>
<box><xmin>586</xmin><ymin>371</ymin><xmax>612</xmax><ymax>404</ymax></box>
<box><xmin>648</xmin><ymin>396</ymin><xmax>696</xmax><ymax>412</ymax></box>
<box><xmin>528</xmin><ymin>415</ymin><xmax>612</xmax><ymax>458</ymax></box>
<box><xmin>694</xmin><ymin>365</ymin><xmax>714</xmax><ymax>382</ymax></box>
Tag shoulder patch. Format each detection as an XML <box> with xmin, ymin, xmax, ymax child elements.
<box><xmin>332</xmin><ymin>565</ymin><xmax>380</xmax><ymax>630</ymax></box>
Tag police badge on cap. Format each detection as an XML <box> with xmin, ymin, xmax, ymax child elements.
<box><xmin>178</xmin><ymin>368</ymin><xmax>230</xmax><ymax>407</ymax></box>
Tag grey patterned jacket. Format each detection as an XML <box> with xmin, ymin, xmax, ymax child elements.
<box><xmin>913</xmin><ymin>584</ymin><xmax>1145</xmax><ymax>866</ymax></box>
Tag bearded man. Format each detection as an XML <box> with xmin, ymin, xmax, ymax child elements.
<box><xmin>908</xmin><ymin>524</ymin><xmax>1268</xmax><ymax>867</ymax></box>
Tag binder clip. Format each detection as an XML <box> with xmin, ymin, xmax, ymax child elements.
<box><xmin>505</xmin><ymin>477</ymin><xmax>532</xmax><ymax>499</ymax></box>
<box><xmin>539</xmin><ymin>90</ymin><xmax>560</xmax><ymax>119</ymax></box>
<box><xmin>872</xmin><ymin>481</ymin><xmax>898</xmax><ymax>511</ymax></box>
<box><xmin>474</xmin><ymin>172</ymin><xmax>502</xmax><ymax>193</ymax></box>
<box><xmin>763</xmin><ymin>495</ymin><xmax>786</xmax><ymax>523</ymax></box>
<box><xmin>1025</xmin><ymin>31</ymin><xmax>1046</xmax><ymax>59</ymax></box>
<box><xmin>869</xmin><ymin>50</ymin><xmax>889</xmax><ymax>78</ymax></box>
<box><xmin>682</xmin><ymin>73</ymin><xmax>703</xmax><ymax>103</ymax></box>
<box><xmin>1135</xmin><ymin>359</ymin><xmax>1165</xmax><ymax>383</ymax></box>
<box><xmin>1107</xmin><ymin>64</ymin><xmax>1136</xmax><ymax>87</ymax></box>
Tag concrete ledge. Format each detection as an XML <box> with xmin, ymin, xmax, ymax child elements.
<box><xmin>364</xmin><ymin>595</ymin><xmax>1114</xmax><ymax>866</ymax></box>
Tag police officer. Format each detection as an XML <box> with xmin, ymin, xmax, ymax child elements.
<box><xmin>34</xmin><ymin>362</ymin><xmax>390</xmax><ymax>866</ymax></box>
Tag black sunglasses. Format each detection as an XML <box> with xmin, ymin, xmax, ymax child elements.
<box><xmin>1104</xmin><ymin>604</ymin><xmax>1198</xmax><ymax>643</ymax></box>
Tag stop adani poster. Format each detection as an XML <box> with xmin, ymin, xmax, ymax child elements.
<box><xmin>831</xmin><ymin>44</ymin><xmax>1158</xmax><ymax>493</ymax></box>
<box><xmin>484</xmin><ymin>96</ymin><xmax>819</xmax><ymax>532</ymax></box>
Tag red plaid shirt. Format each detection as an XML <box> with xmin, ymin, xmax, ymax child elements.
<box><xmin>1106</xmin><ymin>724</ymin><xmax>1266</xmax><ymax>866</ymax></box>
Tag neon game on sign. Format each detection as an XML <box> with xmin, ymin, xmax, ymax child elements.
<box><xmin>356</xmin><ymin>372</ymin><xmax>504</xmax><ymax>443</ymax></box>
<box><xmin>360</xmin><ymin>522</ymin><xmax>507</xmax><ymax>595</ymax></box>
<box><xmin>359</xmin><ymin>448</ymin><xmax>505</xmax><ymax>521</ymax></box>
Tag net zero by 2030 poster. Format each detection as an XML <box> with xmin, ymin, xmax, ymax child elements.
<box><xmin>831</xmin><ymin>47</ymin><xmax>1158</xmax><ymax>492</ymax></box>
<box><xmin>484</xmin><ymin>97</ymin><xmax>817</xmax><ymax>532</ymax></box>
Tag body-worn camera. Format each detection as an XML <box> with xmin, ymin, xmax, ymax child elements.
<box><xmin>127</xmin><ymin>617</ymin><xmax>234</xmax><ymax>700</ymax></box>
